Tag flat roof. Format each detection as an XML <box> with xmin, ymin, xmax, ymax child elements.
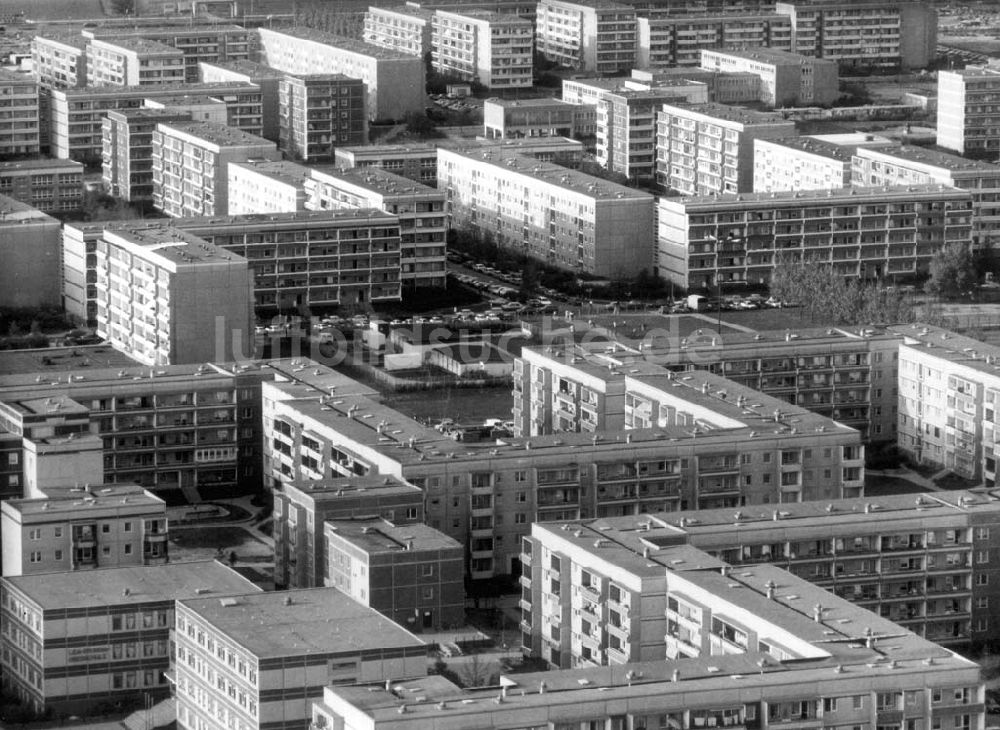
<box><xmin>663</xmin><ymin>183</ymin><xmax>970</xmax><ymax>209</ymax></box>
<box><xmin>325</xmin><ymin>517</ymin><xmax>461</xmax><ymax>553</ymax></box>
<box><xmin>0</xmin><ymin>193</ymin><xmax>58</xmax><ymax>224</ymax></box>
<box><xmin>757</xmin><ymin>135</ymin><xmax>856</xmax><ymax>162</ymax></box>
<box><xmin>199</xmin><ymin>59</ymin><xmax>284</xmax><ymax>78</ymax></box>
<box><xmin>703</xmin><ymin>47</ymin><xmax>831</xmax><ymax>66</ymax></box>
<box><xmin>433</xmin><ymin>341</ymin><xmax>512</xmax><ymax>364</ymax></box>
<box><xmin>54</xmin><ymin>81</ymin><xmax>258</xmax><ymax>99</ymax></box>
<box><xmin>336</xmin><ymin>136</ymin><xmax>584</xmax><ymax>157</ymax></box>
<box><xmin>261</xmin><ymin>27</ymin><xmax>422</xmax><ymax>61</ymax></box>
<box><xmin>371</xmin><ymin>5</ymin><xmax>435</xmax><ymax>20</ymax></box>
<box><xmin>889</xmin><ymin>322</ymin><xmax>1000</xmax><ymax>378</ymax></box>
<box><xmin>2</xmin><ymin>484</ymin><xmax>164</xmax><ymax>518</ymax></box>
<box><xmin>808</xmin><ymin>132</ymin><xmax>895</xmax><ymax>147</ymax></box>
<box><xmin>661</xmin><ymin>102</ymin><xmax>791</xmax><ymax>126</ymax></box>
<box><xmin>284</xmin><ymin>475</ymin><xmax>421</xmax><ymax>503</ymax></box>
<box><xmin>485</xmin><ymin>97</ymin><xmax>577</xmax><ymax>109</ymax></box>
<box><xmin>179</xmin><ymin>587</ymin><xmax>427</xmax><ymax>658</ymax></box>
<box><xmin>0</xmin><ymin>345</ymin><xmax>141</xmax><ymax>377</ymax></box>
<box><xmin>108</xmin><ymin>107</ymin><xmax>194</xmax><ymax>122</ymax></box>
<box><xmin>4</xmin><ymin>561</ymin><xmax>258</xmax><ymax>610</ymax></box>
<box><xmin>856</xmin><ymin>144</ymin><xmax>1000</xmax><ymax>174</ymax></box>
<box><xmin>314</xmin><ymin>166</ymin><xmax>439</xmax><ymax>196</ymax></box>
<box><xmin>0</xmin><ymin>158</ymin><xmax>83</xmax><ymax>173</ymax></box>
<box><xmin>104</xmin><ymin>226</ymin><xmax>245</xmax><ymax>267</ymax></box>
<box><xmin>158</xmin><ymin>120</ymin><xmax>272</xmax><ymax>148</ymax></box>
<box><xmin>436</xmin><ymin>8</ymin><xmax>532</xmax><ymax>23</ymax></box>
<box><xmin>440</xmin><ymin>147</ymin><xmax>652</xmax><ymax>201</ymax></box>
<box><xmin>230</xmin><ymin>159</ymin><xmax>311</xmax><ymax>187</ymax></box>
<box><xmin>92</xmin><ymin>36</ymin><xmax>181</xmax><ymax>55</ymax></box>
<box><xmin>7</xmin><ymin>394</ymin><xmax>91</xmax><ymax>419</ymax></box>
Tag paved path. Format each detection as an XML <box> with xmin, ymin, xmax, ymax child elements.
<box><xmin>866</xmin><ymin>467</ymin><xmax>942</xmax><ymax>491</ymax></box>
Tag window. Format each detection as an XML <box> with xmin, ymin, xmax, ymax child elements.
<box><xmin>977</xmin><ymin>550</ymin><xmax>989</xmax><ymax>564</ymax></box>
<box><xmin>422</xmin><ymin>588</ymin><xmax>434</xmax><ymax>600</ymax></box>
<box><xmin>54</xmin><ymin>527</ymin><xmax>62</xmax><ymax>538</ymax></box>
<box><xmin>978</xmin><ymin>574</ymin><xmax>989</xmax><ymax>586</ymax></box>
<box><xmin>54</xmin><ymin>550</ymin><xmax>63</xmax><ymax>561</ymax></box>
<box><xmin>977</xmin><ymin>527</ymin><xmax>990</xmax><ymax>540</ymax></box>
<box><xmin>102</xmin><ymin>524</ymin><xmax>111</xmax><ymax>533</ymax></box>
<box><xmin>29</xmin><ymin>551</ymin><xmax>41</xmax><ymax>563</ymax></box>
<box><xmin>515</xmin><ymin>513</ymin><xmax>527</xmax><ymax>524</ymax></box>
<box><xmin>124</xmin><ymin>522</ymin><xmax>132</xmax><ymax>533</ymax></box>
<box><xmin>422</xmin><ymin>565</ymin><xmax>434</xmax><ymax>577</ymax></box>
<box><xmin>977</xmin><ymin>597</ymin><xmax>989</xmax><ymax>609</ymax></box>
<box><xmin>516</xmin><ymin>491</ymin><xmax>527</xmax><ymax>502</ymax></box>
<box><xmin>29</xmin><ymin>528</ymin><xmax>41</xmax><ymax>540</ymax></box>
<box><xmin>124</xmin><ymin>544</ymin><xmax>133</xmax><ymax>555</ymax></box>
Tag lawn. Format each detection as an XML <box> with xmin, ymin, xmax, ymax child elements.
<box><xmin>383</xmin><ymin>385</ymin><xmax>513</xmax><ymax>425</ymax></box>
<box><xmin>864</xmin><ymin>475</ymin><xmax>924</xmax><ymax>497</ymax></box>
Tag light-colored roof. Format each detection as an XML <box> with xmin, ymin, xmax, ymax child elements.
<box><xmin>325</xmin><ymin>517</ymin><xmax>462</xmax><ymax>553</ymax></box>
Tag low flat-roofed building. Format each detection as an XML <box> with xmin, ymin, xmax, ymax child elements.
<box><xmin>754</xmin><ymin>136</ymin><xmax>856</xmax><ymax>192</ymax></box>
<box><xmin>0</xmin><ymin>561</ymin><xmax>258</xmax><ymax>716</ymax></box>
<box><xmin>0</xmin><ymin>483</ymin><xmax>167</xmax><ymax>576</ymax></box>
<box><xmin>174</xmin><ymin>587</ymin><xmax>428</xmax><ymax>730</ymax></box>
<box><xmin>0</xmin><ymin>159</ymin><xmax>83</xmax><ymax>214</ymax></box>
<box><xmin>483</xmin><ymin>97</ymin><xmax>584</xmax><ymax>139</ymax></box>
<box><xmin>325</xmin><ymin>517</ymin><xmax>464</xmax><ymax>631</ymax></box>
<box><xmin>273</xmin><ymin>474</ymin><xmax>424</xmax><ymax>590</ymax></box>
<box><xmin>700</xmin><ymin>47</ymin><xmax>839</xmax><ymax>107</ymax></box>
<box><xmin>0</xmin><ymin>194</ymin><xmax>61</xmax><ymax>309</ymax></box>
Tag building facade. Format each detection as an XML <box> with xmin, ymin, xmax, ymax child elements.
<box><xmin>363</xmin><ymin>5</ymin><xmax>434</xmax><ymax>58</ymax></box>
<box><xmin>152</xmin><ymin>120</ymin><xmax>280</xmax><ymax>218</ymax></box>
<box><xmin>656</xmin><ymin>103</ymin><xmax>796</xmax><ymax>195</ymax></box>
<box><xmin>324</xmin><ymin>517</ymin><xmax>464</xmax><ymax>631</ymax></box>
<box><xmin>657</xmin><ymin>185</ymin><xmax>974</xmax><ymax>290</ymax></box>
<box><xmin>278</xmin><ymin>74</ymin><xmax>367</xmax><ymax>161</ymax></box>
<box><xmin>937</xmin><ymin>66</ymin><xmax>1000</xmax><ymax>159</ymax></box>
<box><xmin>637</xmin><ymin>14</ymin><xmax>793</xmax><ymax>68</ymax></box>
<box><xmin>272</xmin><ymin>474</ymin><xmax>424</xmax><ymax>590</ymax></box>
<box><xmin>226</xmin><ymin>160</ymin><xmax>309</xmax><ymax>215</ymax></box>
<box><xmin>753</xmin><ymin>136</ymin><xmax>855</xmax><ymax>193</ymax></box>
<box><xmin>596</xmin><ymin>89</ymin><xmax>678</xmax><ymax>184</ymax></box>
<box><xmin>852</xmin><ymin>144</ymin><xmax>1000</xmax><ymax>249</ymax></box>
<box><xmin>304</xmin><ymin>166</ymin><xmax>447</xmax><ymax>289</ymax></box>
<box><xmin>85</xmin><ymin>38</ymin><xmax>185</xmax><ymax>88</ymax></box>
<box><xmin>49</xmin><ymin>81</ymin><xmax>263</xmax><ymax>162</ymax></box>
<box><xmin>94</xmin><ymin>226</ymin><xmax>253</xmax><ymax>366</ymax></box>
<box><xmin>536</xmin><ymin>0</ymin><xmax>637</xmax><ymax>75</ymax></box>
<box><xmin>437</xmin><ymin>146</ymin><xmax>654</xmax><ymax>278</ymax></box>
<box><xmin>0</xmin><ymin>69</ymin><xmax>40</xmax><ymax>157</ymax></box>
<box><xmin>0</xmin><ymin>159</ymin><xmax>83</xmax><ymax>214</ymax></box>
<box><xmin>198</xmin><ymin>60</ymin><xmax>284</xmax><ymax>143</ymax></box>
<box><xmin>431</xmin><ymin>10</ymin><xmax>533</xmax><ymax>89</ymax></box>
<box><xmin>699</xmin><ymin>48</ymin><xmax>839</xmax><ymax>107</ymax></box>
<box><xmin>257</xmin><ymin>27</ymin><xmax>425</xmax><ymax>122</ymax></box>
<box><xmin>775</xmin><ymin>0</ymin><xmax>938</xmax><ymax>71</ymax></box>
<box><xmin>0</xmin><ymin>195</ymin><xmax>62</xmax><ymax>310</ymax></box>
<box><xmin>102</xmin><ymin>108</ymin><xmax>193</xmax><ymax>203</ymax></box>
<box><xmin>0</xmin><ymin>562</ymin><xmax>257</xmax><ymax>716</ymax></box>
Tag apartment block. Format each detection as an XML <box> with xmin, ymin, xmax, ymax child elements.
<box><xmin>85</xmin><ymin>24</ymin><xmax>252</xmax><ymax>83</ymax></box>
<box><xmin>892</xmin><ymin>323</ymin><xmax>1000</xmax><ymax>484</ymax></box>
<box><xmin>173</xmin><ymin>587</ymin><xmax>427</xmax><ymax>730</ymax></box>
<box><xmin>0</xmin><ymin>561</ymin><xmax>257</xmax><ymax>716</ymax></box>
<box><xmin>0</xmin><ymin>359</ymin><xmax>280</xmax><ymax>501</ymax></box>
<box><xmin>753</xmin><ymin>136</ymin><xmax>855</xmax><ymax>193</ymax></box>
<box><xmin>85</xmin><ymin>38</ymin><xmax>185</xmax><ymax>88</ymax></box>
<box><xmin>656</xmin><ymin>103</ymin><xmax>795</xmax><ymax>195</ymax></box>
<box><xmin>227</xmin><ymin>160</ymin><xmax>309</xmax><ymax>215</ymax></box>
<box><xmin>262</xmin><ymin>366</ymin><xmax>863</xmax><ymax>580</ymax></box>
<box><xmin>95</xmin><ymin>226</ymin><xmax>253</xmax><ymax>366</ymax></box>
<box><xmin>937</xmin><ymin>66</ymin><xmax>1000</xmax><ymax>158</ymax></box>
<box><xmin>0</xmin><ymin>484</ymin><xmax>167</xmax><ymax>576</ymax></box>
<box><xmin>325</xmin><ymin>517</ymin><xmax>464</xmax><ymax>631</ymax></box>
<box><xmin>775</xmin><ymin>0</ymin><xmax>938</xmax><ymax>71</ymax></box>
<box><xmin>636</xmin><ymin>14</ymin><xmax>793</xmax><ymax>68</ymax></box>
<box><xmin>363</xmin><ymin>5</ymin><xmax>435</xmax><ymax>58</ymax></box>
<box><xmin>304</xmin><ymin>166</ymin><xmax>447</xmax><ymax>289</ymax></box>
<box><xmin>257</xmin><ymin>27</ymin><xmax>425</xmax><ymax>122</ymax></box>
<box><xmin>522</xmin><ymin>516</ymin><xmax>990</xmax><ymax>683</ymax></box>
<box><xmin>0</xmin><ymin>195</ymin><xmax>61</xmax><ymax>310</ymax></box>
<box><xmin>536</xmin><ymin>0</ymin><xmax>636</xmax><ymax>74</ymax></box>
<box><xmin>333</xmin><ymin>137</ymin><xmax>585</xmax><ymax>184</ymax></box>
<box><xmin>30</xmin><ymin>33</ymin><xmax>86</xmax><ymax>150</ymax></box>
<box><xmin>315</xmin><ymin>644</ymin><xmax>983</xmax><ymax>730</ymax></box>
<box><xmin>596</xmin><ymin>89</ymin><xmax>680</xmax><ymax>184</ymax></box>
<box><xmin>852</xmin><ymin>145</ymin><xmax>1000</xmax><ymax>248</ymax></box>
<box><xmin>437</xmin><ymin>146</ymin><xmax>654</xmax><ymax>278</ymax></box>
<box><xmin>432</xmin><ymin>10</ymin><xmax>533</xmax><ymax>89</ymax></box>
<box><xmin>632</xmin><ymin>67</ymin><xmax>761</xmax><ymax>105</ymax></box>
<box><xmin>700</xmin><ymin>47</ymin><xmax>839</xmax><ymax>107</ymax></box>
<box><xmin>152</xmin><ymin>120</ymin><xmax>280</xmax><ymax>218</ymax></box>
<box><xmin>278</xmin><ymin>74</ymin><xmax>367</xmax><ymax>161</ymax></box>
<box><xmin>0</xmin><ymin>69</ymin><xmax>40</xmax><ymax>156</ymax></box>
<box><xmin>49</xmin><ymin>81</ymin><xmax>263</xmax><ymax>162</ymax></box>
<box><xmin>102</xmin><ymin>108</ymin><xmax>193</xmax><ymax>204</ymax></box>
<box><xmin>273</xmin><ymin>473</ymin><xmax>424</xmax><ymax>590</ymax></box>
<box><xmin>65</xmin><ymin>211</ymin><xmax>402</xmax><ymax>319</ymax></box>
<box><xmin>650</xmin><ymin>489</ymin><xmax>1000</xmax><ymax>646</ymax></box>
<box><xmin>657</xmin><ymin>185</ymin><xmax>974</xmax><ymax>290</ymax></box>
<box><xmin>198</xmin><ymin>60</ymin><xmax>284</xmax><ymax>142</ymax></box>
<box><xmin>514</xmin><ymin>327</ymin><xmax>901</xmax><ymax>442</ymax></box>
<box><xmin>561</xmin><ymin>76</ymin><xmax>709</xmax><ymax>137</ymax></box>
<box><xmin>0</xmin><ymin>159</ymin><xmax>83</xmax><ymax>214</ymax></box>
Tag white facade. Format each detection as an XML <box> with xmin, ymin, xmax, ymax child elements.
<box><xmin>432</xmin><ymin>10</ymin><xmax>533</xmax><ymax>89</ymax></box>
